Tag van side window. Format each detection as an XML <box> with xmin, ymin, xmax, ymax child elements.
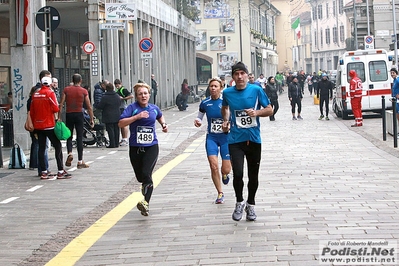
<box><xmin>347</xmin><ymin>62</ymin><xmax>365</xmax><ymax>82</ymax></box>
<box><xmin>369</xmin><ymin>61</ymin><xmax>388</xmax><ymax>82</ymax></box>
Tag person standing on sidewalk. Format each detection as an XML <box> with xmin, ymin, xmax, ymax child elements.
<box><xmin>97</xmin><ymin>82</ymin><xmax>121</xmax><ymax>148</ymax></box>
<box><xmin>151</xmin><ymin>74</ymin><xmax>158</xmax><ymax>104</ymax></box>
<box><xmin>390</xmin><ymin>68</ymin><xmax>399</xmax><ymax>135</ymax></box>
<box><xmin>93</xmin><ymin>80</ymin><xmax>107</xmax><ymax>124</ymax></box>
<box><xmin>119</xmin><ymin>82</ymin><xmax>168</xmax><ymax>216</ymax></box>
<box><xmin>58</xmin><ymin>73</ymin><xmax>94</xmax><ymax>169</ymax></box>
<box><xmin>265</xmin><ymin>76</ymin><xmax>279</xmax><ymax>121</ymax></box>
<box><xmin>194</xmin><ymin>77</ymin><xmax>232</xmax><ymax>204</ymax></box>
<box><xmin>316</xmin><ymin>73</ymin><xmax>333</xmax><ymax>120</ymax></box>
<box><xmin>288</xmin><ymin>76</ymin><xmax>303</xmax><ymax>120</ymax></box>
<box><xmin>221</xmin><ymin>62</ymin><xmax>273</xmax><ymax>221</ymax></box>
<box><xmin>349</xmin><ymin>70</ymin><xmax>363</xmax><ymax>127</ymax></box>
<box><xmin>115</xmin><ymin>79</ymin><xmax>134</xmax><ymax>146</ymax></box>
<box><xmin>30</xmin><ymin>72</ymin><xmax>70</xmax><ymax>179</ymax></box>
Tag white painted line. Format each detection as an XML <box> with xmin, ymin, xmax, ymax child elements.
<box><xmin>26</xmin><ymin>185</ymin><xmax>43</xmax><ymax>192</ymax></box>
<box><xmin>96</xmin><ymin>156</ymin><xmax>106</xmax><ymax>159</ymax></box>
<box><xmin>0</xmin><ymin>197</ymin><xmax>19</xmax><ymax>204</ymax></box>
<box><xmin>108</xmin><ymin>151</ymin><xmax>117</xmax><ymax>155</ymax></box>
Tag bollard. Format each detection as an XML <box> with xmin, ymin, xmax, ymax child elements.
<box><xmin>393</xmin><ymin>98</ymin><xmax>397</xmax><ymax>148</ymax></box>
<box><xmin>2</xmin><ymin>110</ymin><xmax>13</xmax><ymax>147</ymax></box>
<box><xmin>382</xmin><ymin>96</ymin><xmax>386</xmax><ymax>141</ymax></box>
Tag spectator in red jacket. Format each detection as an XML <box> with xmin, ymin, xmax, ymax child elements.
<box><xmin>30</xmin><ymin>70</ymin><xmax>70</xmax><ymax>180</ymax></box>
<box><xmin>349</xmin><ymin>70</ymin><xmax>363</xmax><ymax>127</ymax></box>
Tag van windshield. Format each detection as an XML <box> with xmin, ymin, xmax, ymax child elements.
<box><xmin>347</xmin><ymin>60</ymin><xmax>388</xmax><ymax>83</ymax></box>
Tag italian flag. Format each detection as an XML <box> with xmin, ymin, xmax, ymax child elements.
<box><xmin>291</xmin><ymin>18</ymin><xmax>300</xmax><ymax>39</ymax></box>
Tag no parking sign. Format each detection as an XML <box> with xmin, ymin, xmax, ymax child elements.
<box><xmin>364</xmin><ymin>35</ymin><xmax>374</xmax><ymax>50</ymax></box>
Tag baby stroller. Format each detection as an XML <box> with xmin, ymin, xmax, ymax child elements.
<box><xmin>72</xmin><ymin>110</ymin><xmax>109</xmax><ymax>147</ymax></box>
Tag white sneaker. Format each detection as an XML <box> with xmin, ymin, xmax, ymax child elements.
<box><xmin>119</xmin><ymin>140</ymin><xmax>128</xmax><ymax>146</ymax></box>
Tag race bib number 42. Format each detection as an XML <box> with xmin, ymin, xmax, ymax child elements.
<box><xmin>137</xmin><ymin>126</ymin><xmax>154</xmax><ymax>144</ymax></box>
<box><xmin>210</xmin><ymin>118</ymin><xmax>223</xmax><ymax>133</ymax></box>
<box><xmin>235</xmin><ymin>110</ymin><xmax>257</xmax><ymax>128</ymax></box>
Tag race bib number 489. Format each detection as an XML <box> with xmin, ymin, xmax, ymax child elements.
<box><xmin>137</xmin><ymin>126</ymin><xmax>154</xmax><ymax>144</ymax></box>
<box><xmin>235</xmin><ymin>110</ymin><xmax>257</xmax><ymax>128</ymax></box>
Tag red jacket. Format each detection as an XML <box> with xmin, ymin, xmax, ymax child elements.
<box><xmin>30</xmin><ymin>85</ymin><xmax>59</xmax><ymax>130</ymax></box>
<box><xmin>349</xmin><ymin>70</ymin><xmax>363</xmax><ymax>99</ymax></box>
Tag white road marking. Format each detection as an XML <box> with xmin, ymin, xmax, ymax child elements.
<box><xmin>0</xmin><ymin>197</ymin><xmax>19</xmax><ymax>204</ymax></box>
<box><xmin>26</xmin><ymin>185</ymin><xmax>43</xmax><ymax>192</ymax></box>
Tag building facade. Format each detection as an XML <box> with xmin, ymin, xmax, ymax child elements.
<box><xmin>195</xmin><ymin>0</ymin><xmax>280</xmax><ymax>86</ymax></box>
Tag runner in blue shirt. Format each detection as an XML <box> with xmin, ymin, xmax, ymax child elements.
<box><xmin>119</xmin><ymin>83</ymin><xmax>168</xmax><ymax>216</ymax></box>
<box><xmin>194</xmin><ymin>77</ymin><xmax>232</xmax><ymax>204</ymax></box>
<box><xmin>221</xmin><ymin>62</ymin><xmax>273</xmax><ymax>221</ymax></box>
<box><xmin>390</xmin><ymin>67</ymin><xmax>399</xmax><ymax>137</ymax></box>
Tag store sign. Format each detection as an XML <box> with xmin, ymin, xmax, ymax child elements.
<box><xmin>105</xmin><ymin>3</ymin><xmax>136</xmax><ymax>21</ymax></box>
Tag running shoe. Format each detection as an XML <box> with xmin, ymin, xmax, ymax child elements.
<box><xmin>65</xmin><ymin>154</ymin><xmax>73</xmax><ymax>167</ymax></box>
<box><xmin>137</xmin><ymin>200</ymin><xmax>149</xmax><ymax>216</ymax></box>
<box><xmin>318</xmin><ymin>115</ymin><xmax>324</xmax><ymax>120</ymax></box>
<box><xmin>292</xmin><ymin>116</ymin><xmax>297</xmax><ymax>120</ymax></box>
<box><xmin>40</xmin><ymin>171</ymin><xmax>49</xmax><ymax>180</ymax></box>
<box><xmin>57</xmin><ymin>170</ymin><xmax>72</xmax><ymax>179</ymax></box>
<box><xmin>119</xmin><ymin>140</ymin><xmax>128</xmax><ymax>147</ymax></box>
<box><xmin>297</xmin><ymin>116</ymin><xmax>303</xmax><ymax>120</ymax></box>
<box><xmin>77</xmin><ymin>162</ymin><xmax>89</xmax><ymax>169</ymax></box>
<box><xmin>325</xmin><ymin>116</ymin><xmax>330</xmax><ymax>121</ymax></box>
<box><xmin>232</xmin><ymin>201</ymin><xmax>245</xmax><ymax>221</ymax></box>
<box><xmin>245</xmin><ymin>203</ymin><xmax>257</xmax><ymax>221</ymax></box>
<box><xmin>222</xmin><ymin>174</ymin><xmax>230</xmax><ymax>185</ymax></box>
<box><xmin>215</xmin><ymin>193</ymin><xmax>224</xmax><ymax>204</ymax></box>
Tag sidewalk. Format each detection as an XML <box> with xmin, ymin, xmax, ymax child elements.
<box><xmin>1</xmin><ymin>92</ymin><xmax>399</xmax><ymax>266</ymax></box>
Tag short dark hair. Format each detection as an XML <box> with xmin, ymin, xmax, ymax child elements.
<box><xmin>391</xmin><ymin>68</ymin><xmax>398</xmax><ymax>75</ymax></box>
<box><xmin>39</xmin><ymin>70</ymin><xmax>51</xmax><ymax>80</ymax></box>
<box><xmin>72</xmin><ymin>73</ymin><xmax>82</xmax><ymax>84</ymax></box>
<box><xmin>114</xmin><ymin>79</ymin><xmax>122</xmax><ymax>85</ymax></box>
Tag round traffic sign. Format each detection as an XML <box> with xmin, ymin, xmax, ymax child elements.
<box><xmin>139</xmin><ymin>38</ymin><xmax>154</xmax><ymax>52</ymax></box>
<box><xmin>82</xmin><ymin>41</ymin><xmax>96</xmax><ymax>54</ymax></box>
<box><xmin>36</xmin><ymin>6</ymin><xmax>61</xmax><ymax>32</ymax></box>
<box><xmin>365</xmin><ymin>36</ymin><xmax>373</xmax><ymax>44</ymax></box>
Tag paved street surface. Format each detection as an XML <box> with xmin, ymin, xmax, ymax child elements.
<box><xmin>1</xmin><ymin>90</ymin><xmax>399</xmax><ymax>266</ymax></box>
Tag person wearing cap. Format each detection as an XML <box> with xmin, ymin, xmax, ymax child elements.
<box><xmin>316</xmin><ymin>73</ymin><xmax>333</xmax><ymax>120</ymax></box>
<box><xmin>221</xmin><ymin>62</ymin><xmax>273</xmax><ymax>222</ymax></box>
<box><xmin>30</xmin><ymin>70</ymin><xmax>70</xmax><ymax>179</ymax></box>
<box><xmin>288</xmin><ymin>76</ymin><xmax>304</xmax><ymax>120</ymax></box>
<box><xmin>349</xmin><ymin>70</ymin><xmax>363</xmax><ymax>127</ymax></box>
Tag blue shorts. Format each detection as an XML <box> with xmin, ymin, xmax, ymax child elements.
<box><xmin>205</xmin><ymin>134</ymin><xmax>230</xmax><ymax>160</ymax></box>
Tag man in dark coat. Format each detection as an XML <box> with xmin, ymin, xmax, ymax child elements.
<box><xmin>316</xmin><ymin>73</ymin><xmax>333</xmax><ymax>120</ymax></box>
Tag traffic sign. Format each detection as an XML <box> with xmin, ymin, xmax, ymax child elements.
<box><xmin>83</xmin><ymin>41</ymin><xmax>96</xmax><ymax>54</ymax></box>
<box><xmin>100</xmin><ymin>23</ymin><xmax>125</xmax><ymax>30</ymax></box>
<box><xmin>364</xmin><ymin>35</ymin><xmax>374</xmax><ymax>50</ymax></box>
<box><xmin>139</xmin><ymin>38</ymin><xmax>153</xmax><ymax>52</ymax></box>
<box><xmin>36</xmin><ymin>6</ymin><xmax>60</xmax><ymax>32</ymax></box>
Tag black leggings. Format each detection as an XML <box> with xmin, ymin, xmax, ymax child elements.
<box><xmin>229</xmin><ymin>141</ymin><xmax>261</xmax><ymax>205</ymax></box>
<box><xmin>129</xmin><ymin>145</ymin><xmax>159</xmax><ymax>202</ymax></box>
<box><xmin>66</xmin><ymin>112</ymin><xmax>84</xmax><ymax>160</ymax></box>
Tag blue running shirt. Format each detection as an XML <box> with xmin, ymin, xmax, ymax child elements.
<box><xmin>120</xmin><ymin>102</ymin><xmax>162</xmax><ymax>147</ymax></box>
<box><xmin>199</xmin><ymin>97</ymin><xmax>225</xmax><ymax>135</ymax></box>
<box><xmin>222</xmin><ymin>83</ymin><xmax>270</xmax><ymax>144</ymax></box>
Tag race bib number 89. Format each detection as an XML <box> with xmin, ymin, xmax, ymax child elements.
<box><xmin>137</xmin><ymin>126</ymin><xmax>154</xmax><ymax>144</ymax></box>
<box><xmin>235</xmin><ymin>110</ymin><xmax>257</xmax><ymax>128</ymax></box>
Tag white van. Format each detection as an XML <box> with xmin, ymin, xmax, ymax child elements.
<box><xmin>332</xmin><ymin>49</ymin><xmax>393</xmax><ymax>120</ymax></box>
